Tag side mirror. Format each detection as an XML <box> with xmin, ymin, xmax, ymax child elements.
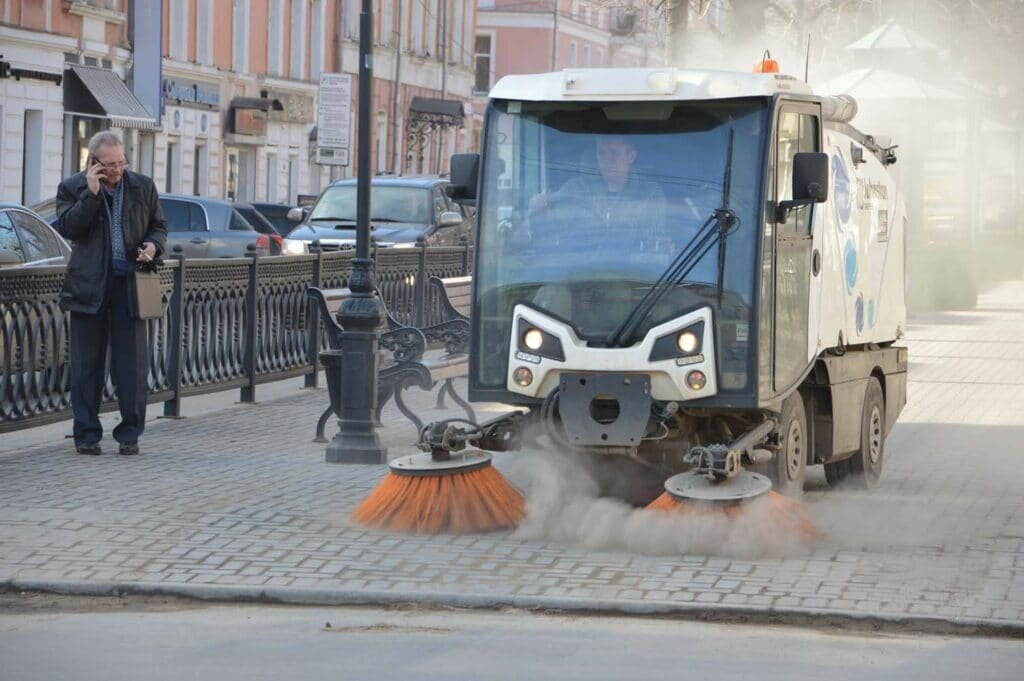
<box><xmin>287</xmin><ymin>207</ymin><xmax>309</xmax><ymax>222</ymax></box>
<box><xmin>776</xmin><ymin>151</ymin><xmax>829</xmax><ymax>223</ymax></box>
<box><xmin>0</xmin><ymin>248</ymin><xmax>24</xmax><ymax>267</ymax></box>
<box><xmin>449</xmin><ymin>153</ymin><xmax>480</xmax><ymax>203</ymax></box>
<box><xmin>438</xmin><ymin>211</ymin><xmax>463</xmax><ymax>228</ymax></box>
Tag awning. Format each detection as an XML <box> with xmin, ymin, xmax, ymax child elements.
<box><xmin>63</xmin><ymin>65</ymin><xmax>160</xmax><ymax>131</ymax></box>
<box><xmin>408</xmin><ymin>97</ymin><xmax>464</xmax><ymax>127</ymax></box>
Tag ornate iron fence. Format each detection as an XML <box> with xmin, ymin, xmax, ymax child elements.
<box><xmin>0</xmin><ymin>244</ymin><xmax>473</xmax><ymax>432</ymax></box>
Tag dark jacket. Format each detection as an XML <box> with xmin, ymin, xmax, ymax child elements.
<box><xmin>55</xmin><ymin>170</ymin><xmax>167</xmax><ymax>314</ymax></box>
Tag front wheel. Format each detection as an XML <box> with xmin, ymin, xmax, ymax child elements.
<box><xmin>767</xmin><ymin>391</ymin><xmax>807</xmax><ymax>497</ymax></box>
<box><xmin>848</xmin><ymin>377</ymin><xmax>885</xmax><ymax>488</ymax></box>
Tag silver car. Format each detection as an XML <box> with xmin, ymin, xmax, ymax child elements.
<box><xmin>159</xmin><ymin>194</ymin><xmax>270</xmax><ymax>257</ymax></box>
<box><xmin>0</xmin><ymin>202</ymin><xmax>72</xmax><ymax>268</ymax></box>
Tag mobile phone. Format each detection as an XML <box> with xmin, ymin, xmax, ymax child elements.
<box><xmin>88</xmin><ymin>155</ymin><xmax>105</xmax><ymax>173</ymax></box>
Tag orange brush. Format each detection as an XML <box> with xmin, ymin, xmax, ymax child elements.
<box><xmin>646</xmin><ymin>471</ymin><xmax>822</xmax><ymax>544</ymax></box>
<box><xmin>353</xmin><ymin>451</ymin><xmax>525</xmax><ymax>534</ymax></box>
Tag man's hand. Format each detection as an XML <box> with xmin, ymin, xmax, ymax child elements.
<box><xmin>136</xmin><ymin>242</ymin><xmax>157</xmax><ymax>263</ymax></box>
<box><xmin>86</xmin><ymin>161</ymin><xmax>104</xmax><ymax>195</ymax></box>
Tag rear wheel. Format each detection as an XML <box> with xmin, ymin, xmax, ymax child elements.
<box><xmin>849</xmin><ymin>377</ymin><xmax>885</xmax><ymax>488</ymax></box>
<box><xmin>767</xmin><ymin>391</ymin><xmax>807</xmax><ymax>497</ymax></box>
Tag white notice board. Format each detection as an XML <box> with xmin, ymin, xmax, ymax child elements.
<box><xmin>317</xmin><ymin>72</ymin><xmax>352</xmax><ymax>164</ymax></box>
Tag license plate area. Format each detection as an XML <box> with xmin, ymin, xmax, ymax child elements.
<box><xmin>557</xmin><ymin>373</ymin><xmax>652</xmax><ymax>447</ymax></box>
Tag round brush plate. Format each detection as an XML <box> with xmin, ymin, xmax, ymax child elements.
<box><xmin>388</xmin><ymin>451</ymin><xmax>493</xmax><ymax>477</ymax></box>
<box><xmin>664</xmin><ymin>470</ymin><xmax>772</xmax><ymax>504</ymax></box>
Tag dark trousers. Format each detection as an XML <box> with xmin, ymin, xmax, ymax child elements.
<box><xmin>69</xmin><ymin>274</ymin><xmax>148</xmax><ymax>446</ymax></box>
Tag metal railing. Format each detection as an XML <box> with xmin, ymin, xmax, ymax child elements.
<box><xmin>0</xmin><ymin>244</ymin><xmax>473</xmax><ymax>433</ymax></box>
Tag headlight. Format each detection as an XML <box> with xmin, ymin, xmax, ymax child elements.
<box><xmin>523</xmin><ymin>328</ymin><xmax>544</xmax><ymax>351</ymax></box>
<box><xmin>388</xmin><ymin>242</ymin><xmax>417</xmax><ymax>249</ymax></box>
<box><xmin>686</xmin><ymin>370</ymin><xmax>707</xmax><ymax>391</ymax></box>
<box><xmin>281</xmin><ymin>238</ymin><xmax>308</xmax><ymax>255</ymax></box>
<box><xmin>677</xmin><ymin>331</ymin><xmax>698</xmax><ymax>353</ymax></box>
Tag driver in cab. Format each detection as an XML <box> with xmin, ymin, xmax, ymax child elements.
<box><xmin>528</xmin><ymin>136</ymin><xmax>670</xmax><ymax>252</ymax></box>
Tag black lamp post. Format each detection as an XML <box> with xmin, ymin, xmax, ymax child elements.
<box><xmin>324</xmin><ymin>0</ymin><xmax>387</xmax><ymax>464</ymax></box>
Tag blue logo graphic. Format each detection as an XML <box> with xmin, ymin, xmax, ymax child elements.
<box><xmin>843</xmin><ymin>239</ymin><xmax>858</xmax><ymax>293</ymax></box>
<box><xmin>867</xmin><ymin>298</ymin><xmax>876</xmax><ymax>329</ymax></box>
<box><xmin>855</xmin><ymin>293</ymin><xmax>865</xmax><ymax>334</ymax></box>
<box><xmin>832</xmin><ymin>150</ymin><xmax>852</xmax><ymax>227</ymax></box>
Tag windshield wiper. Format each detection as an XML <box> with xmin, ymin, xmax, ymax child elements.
<box><xmin>310</xmin><ymin>217</ymin><xmax>356</xmax><ymax>222</ymax></box>
<box><xmin>606</xmin><ymin>129</ymin><xmax>737</xmax><ymax>349</ymax></box>
<box><xmin>369</xmin><ymin>217</ymin><xmax>401</xmax><ymax>223</ymax></box>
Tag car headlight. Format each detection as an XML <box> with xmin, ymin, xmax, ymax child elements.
<box><xmin>523</xmin><ymin>328</ymin><xmax>545</xmax><ymax>351</ymax></box>
<box><xmin>387</xmin><ymin>242</ymin><xmax>417</xmax><ymax>249</ymax></box>
<box><xmin>281</xmin><ymin>238</ymin><xmax>308</xmax><ymax>255</ymax></box>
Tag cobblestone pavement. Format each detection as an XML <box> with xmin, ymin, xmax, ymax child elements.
<box><xmin>1</xmin><ymin>283</ymin><xmax>1023</xmax><ymax>632</ymax></box>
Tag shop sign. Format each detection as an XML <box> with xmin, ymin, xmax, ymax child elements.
<box><xmin>162</xmin><ymin>77</ymin><xmax>220</xmax><ymax>109</ymax></box>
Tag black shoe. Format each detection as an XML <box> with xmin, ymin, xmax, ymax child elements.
<box><xmin>76</xmin><ymin>443</ymin><xmax>102</xmax><ymax>456</ymax></box>
<box><xmin>119</xmin><ymin>443</ymin><xmax>140</xmax><ymax>456</ymax></box>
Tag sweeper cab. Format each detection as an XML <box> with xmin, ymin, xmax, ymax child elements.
<box><xmin>424</xmin><ymin>66</ymin><xmax>908</xmax><ymax>509</ymax></box>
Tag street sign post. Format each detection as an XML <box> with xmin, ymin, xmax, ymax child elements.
<box><xmin>316</xmin><ymin>72</ymin><xmax>352</xmax><ymax>166</ymax></box>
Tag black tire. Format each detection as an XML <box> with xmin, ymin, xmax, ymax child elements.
<box><xmin>849</xmin><ymin>377</ymin><xmax>885</xmax><ymax>488</ymax></box>
<box><xmin>768</xmin><ymin>391</ymin><xmax>808</xmax><ymax>497</ymax></box>
<box><xmin>823</xmin><ymin>456</ymin><xmax>850</xmax><ymax>487</ymax></box>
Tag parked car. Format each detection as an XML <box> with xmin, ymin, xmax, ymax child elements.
<box><xmin>250</xmin><ymin>202</ymin><xmax>298</xmax><ymax>236</ymax></box>
<box><xmin>233</xmin><ymin>203</ymin><xmax>285</xmax><ymax>255</ymax></box>
<box><xmin>159</xmin><ymin>193</ymin><xmax>270</xmax><ymax>257</ymax></box>
<box><xmin>0</xmin><ymin>202</ymin><xmax>72</xmax><ymax>268</ymax></box>
<box><xmin>286</xmin><ymin>176</ymin><xmax>472</xmax><ymax>251</ymax></box>
<box><xmin>32</xmin><ymin>194</ymin><xmax>270</xmax><ymax>259</ymax></box>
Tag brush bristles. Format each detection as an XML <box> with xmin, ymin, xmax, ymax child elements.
<box><xmin>352</xmin><ymin>465</ymin><xmax>525</xmax><ymax>534</ymax></box>
<box><xmin>646</xmin><ymin>490</ymin><xmax>822</xmax><ymax>544</ymax></box>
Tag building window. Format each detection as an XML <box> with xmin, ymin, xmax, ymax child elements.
<box><xmin>233</xmin><ymin>0</ymin><xmax>250</xmax><ymax>73</ymax></box>
<box><xmin>265</xmin><ymin>153</ymin><xmax>278</xmax><ymax>202</ymax></box>
<box><xmin>427</xmin><ymin>0</ymin><xmax>439</xmax><ymax>56</ymax></box>
<box><xmin>21</xmin><ymin>110</ymin><xmax>43</xmax><ymax>206</ymax></box>
<box><xmin>380</xmin><ymin>0</ymin><xmax>393</xmax><ymax>47</ymax></box>
<box><xmin>287</xmin><ymin>157</ymin><xmax>298</xmax><ymax>204</ymax></box>
<box><xmin>310</xmin><ymin>0</ymin><xmax>326</xmax><ymax>79</ymax></box>
<box><xmin>138</xmin><ymin>133</ymin><xmax>155</xmax><ymax>177</ymax></box>
<box><xmin>569</xmin><ymin>42</ymin><xmax>577</xmax><ymax>68</ymax></box>
<box><xmin>290</xmin><ymin>0</ymin><xmax>307</xmax><ymax>80</ymax></box>
<box><xmin>412</xmin><ymin>0</ymin><xmax>424</xmax><ymax>54</ymax></box>
<box><xmin>196</xmin><ymin>0</ymin><xmax>214</xmax><ymax>65</ymax></box>
<box><xmin>345</xmin><ymin>0</ymin><xmax>359</xmax><ymax>38</ymax></box>
<box><xmin>268</xmin><ymin>1</ymin><xmax>284</xmax><ymax>75</ymax></box>
<box><xmin>166</xmin><ymin>140</ymin><xmax>180</xmax><ymax>194</ymax></box>
<box><xmin>473</xmin><ymin>34</ymin><xmax>492</xmax><ymax>94</ymax></box>
<box><xmin>583</xmin><ymin>44</ymin><xmax>590</xmax><ymax>67</ymax></box>
<box><xmin>193</xmin><ymin>143</ymin><xmax>208</xmax><ymax>196</ymax></box>
<box><xmin>170</xmin><ymin>0</ymin><xmax>189</xmax><ymax>61</ymax></box>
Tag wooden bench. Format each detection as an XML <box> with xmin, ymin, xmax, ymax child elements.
<box><xmin>308</xmin><ymin>276</ymin><xmax>473</xmax><ymax>441</ymax></box>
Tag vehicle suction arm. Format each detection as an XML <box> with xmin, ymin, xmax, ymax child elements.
<box><xmin>416</xmin><ymin>411</ymin><xmax>529</xmax><ymax>460</ymax></box>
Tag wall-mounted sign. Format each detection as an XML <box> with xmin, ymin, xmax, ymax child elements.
<box><xmin>233</xmin><ymin>108</ymin><xmax>267</xmax><ymax>137</ymax></box>
<box><xmin>162</xmin><ymin>77</ymin><xmax>220</xmax><ymax>109</ymax></box>
<box><xmin>316</xmin><ymin>73</ymin><xmax>352</xmax><ymax>152</ymax></box>
<box><xmin>0</xmin><ymin>57</ymin><xmax>63</xmax><ymax>85</ymax></box>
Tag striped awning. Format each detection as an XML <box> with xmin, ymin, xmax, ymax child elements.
<box><xmin>63</xmin><ymin>65</ymin><xmax>160</xmax><ymax>131</ymax></box>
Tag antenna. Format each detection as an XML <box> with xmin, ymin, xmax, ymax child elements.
<box><xmin>804</xmin><ymin>33</ymin><xmax>811</xmax><ymax>83</ymax></box>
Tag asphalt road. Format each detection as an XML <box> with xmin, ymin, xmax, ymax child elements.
<box><xmin>0</xmin><ymin>596</ymin><xmax>1020</xmax><ymax>681</ymax></box>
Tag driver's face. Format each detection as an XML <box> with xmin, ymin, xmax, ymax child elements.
<box><xmin>595</xmin><ymin>138</ymin><xmax>637</xmax><ymax>187</ymax></box>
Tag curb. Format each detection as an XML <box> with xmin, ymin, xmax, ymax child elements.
<box><xmin>3</xmin><ymin>578</ymin><xmax>1021</xmax><ymax>638</ymax></box>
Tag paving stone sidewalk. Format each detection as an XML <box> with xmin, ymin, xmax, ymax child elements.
<box><xmin>1</xmin><ymin>283</ymin><xmax>1023</xmax><ymax>632</ymax></box>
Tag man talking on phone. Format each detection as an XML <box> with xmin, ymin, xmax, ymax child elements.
<box><xmin>55</xmin><ymin>130</ymin><xmax>167</xmax><ymax>456</ymax></box>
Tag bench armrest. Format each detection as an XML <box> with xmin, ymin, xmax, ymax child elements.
<box><xmin>420</xmin><ymin>319</ymin><xmax>470</xmax><ymax>356</ymax></box>
<box><xmin>427</xmin><ymin>276</ymin><xmax>470</xmax><ymax>324</ymax></box>
<box><xmin>307</xmin><ymin>287</ymin><xmax>344</xmax><ymax>348</ymax></box>
<box><xmin>380</xmin><ymin>326</ymin><xmax>427</xmax><ymax>363</ymax></box>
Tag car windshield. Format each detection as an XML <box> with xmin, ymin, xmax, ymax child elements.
<box><xmin>309</xmin><ymin>186</ymin><xmax>432</xmax><ymax>224</ymax></box>
<box><xmin>474</xmin><ymin>98</ymin><xmax>769</xmax><ymax>390</ymax></box>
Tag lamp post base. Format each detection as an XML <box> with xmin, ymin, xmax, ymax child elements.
<box><xmin>326</xmin><ymin>429</ymin><xmax>387</xmax><ymax>464</ymax></box>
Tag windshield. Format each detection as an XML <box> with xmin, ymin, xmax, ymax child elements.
<box><xmin>475</xmin><ymin>98</ymin><xmax>768</xmax><ymax>391</ymax></box>
<box><xmin>309</xmin><ymin>186</ymin><xmax>432</xmax><ymax>224</ymax></box>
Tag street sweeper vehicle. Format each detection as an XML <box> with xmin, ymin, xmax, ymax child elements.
<box><xmin>355</xmin><ymin>65</ymin><xmax>908</xmax><ymax>534</ymax></box>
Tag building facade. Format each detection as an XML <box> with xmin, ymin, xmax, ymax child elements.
<box><xmin>1</xmin><ymin>0</ymin><xmax>479</xmax><ymax>208</ymax></box>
